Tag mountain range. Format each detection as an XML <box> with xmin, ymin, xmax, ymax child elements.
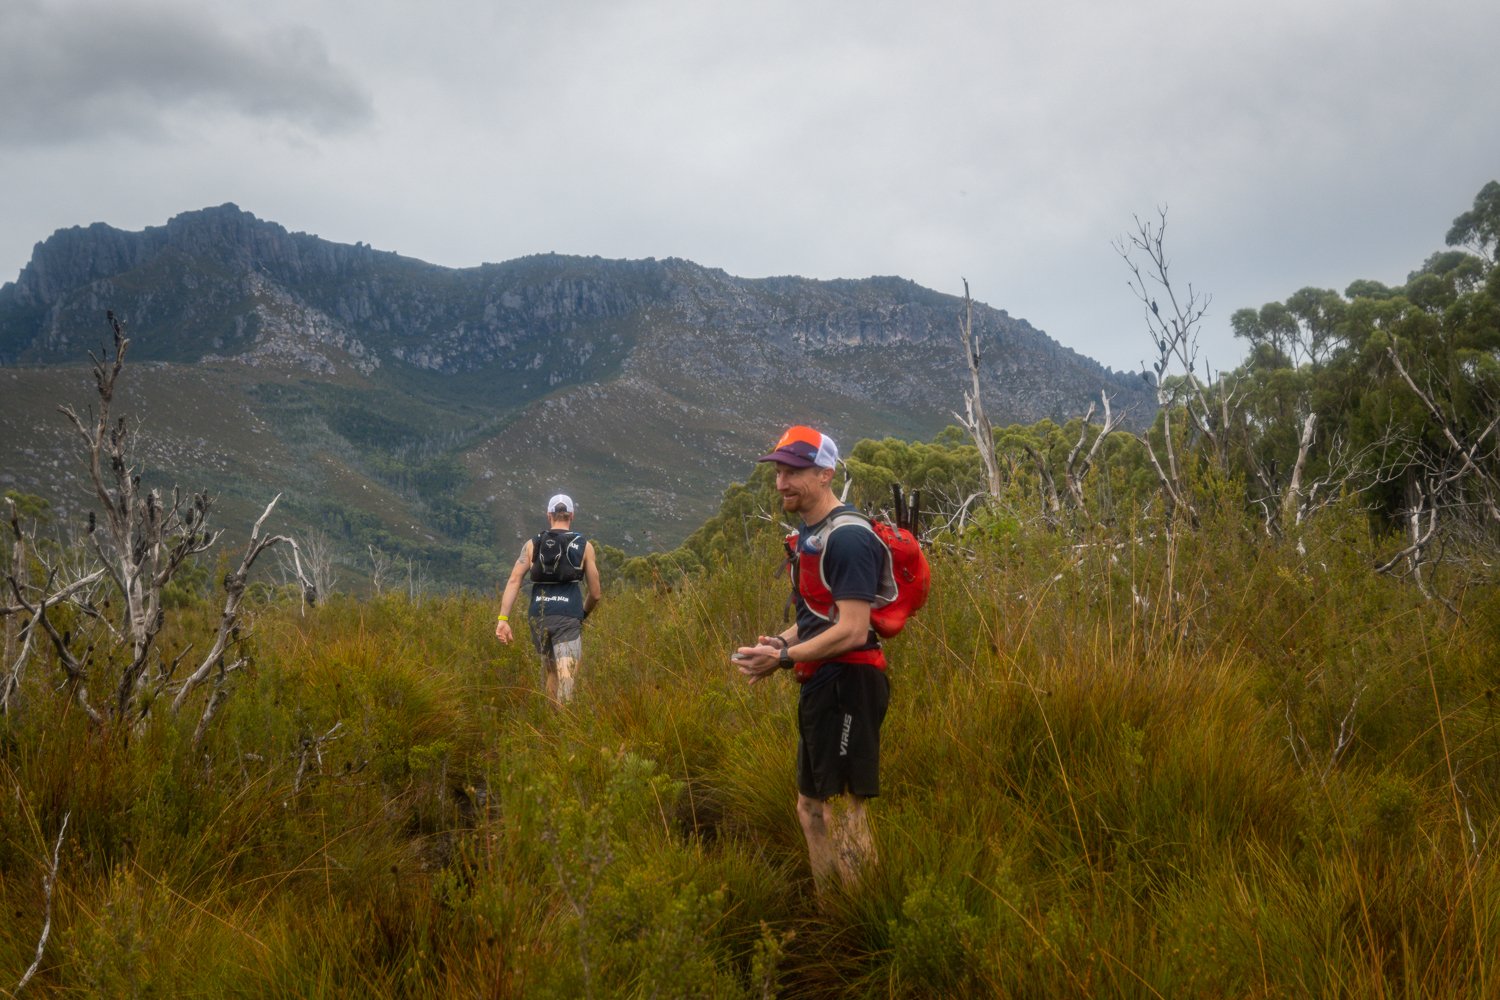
<box><xmin>0</xmin><ymin>204</ymin><xmax>1154</xmax><ymax>585</ymax></box>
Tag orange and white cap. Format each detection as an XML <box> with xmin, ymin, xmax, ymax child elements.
<box><xmin>757</xmin><ymin>425</ymin><xmax>839</xmax><ymax>469</ymax></box>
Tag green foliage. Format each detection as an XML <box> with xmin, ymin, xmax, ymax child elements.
<box><xmin>4</xmin><ymin>488</ymin><xmax>53</xmax><ymax>525</ymax></box>
<box><xmin>160</xmin><ymin>555</ymin><xmax>212</xmax><ymax>608</ymax></box>
<box><xmin>1446</xmin><ymin>178</ymin><xmax>1500</xmax><ymax>260</ymax></box>
<box><xmin>886</xmin><ymin>874</ymin><xmax>995</xmax><ymax>992</ymax></box>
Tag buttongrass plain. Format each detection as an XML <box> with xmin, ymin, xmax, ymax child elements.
<box><xmin>2</xmin><ymin>502</ymin><xmax>1497</xmax><ymax>997</ymax></box>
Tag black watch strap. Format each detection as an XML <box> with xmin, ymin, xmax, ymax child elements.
<box><xmin>778</xmin><ymin>647</ymin><xmax>794</xmax><ymax>669</ymax></box>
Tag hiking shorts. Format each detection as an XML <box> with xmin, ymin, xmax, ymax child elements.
<box><xmin>530</xmin><ymin>613</ymin><xmax>583</xmax><ymax>663</ymax></box>
<box><xmin>796</xmin><ymin>662</ymin><xmax>890</xmax><ymax>800</ymax></box>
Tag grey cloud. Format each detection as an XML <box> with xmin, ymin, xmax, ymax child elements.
<box><xmin>2</xmin><ymin>0</ymin><xmax>1498</xmax><ymax>374</ymax></box>
<box><xmin>0</xmin><ymin>1</ymin><xmax>373</xmax><ymax>146</ymax></box>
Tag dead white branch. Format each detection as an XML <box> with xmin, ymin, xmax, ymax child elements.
<box><xmin>368</xmin><ymin>543</ymin><xmax>393</xmax><ymax>595</ymax></box>
<box><xmin>1022</xmin><ymin>442</ymin><xmax>1063</xmax><ymax>523</ymax></box>
<box><xmin>1321</xmin><ymin>685</ymin><xmax>1365</xmax><ymax>784</ymax></box>
<box><xmin>4</xmin><ymin>497</ymin><xmax>112</xmax><ymax>715</ymax></box>
<box><xmin>282</xmin><ymin>528</ymin><xmax>338</xmax><ymax>598</ymax></box>
<box><xmin>1388</xmin><ymin>345</ymin><xmax>1500</xmax><ymax>523</ymax></box>
<box><xmin>15</xmin><ymin>811</ymin><xmax>69</xmax><ymax>994</ymax></box>
<box><xmin>1281</xmin><ymin>411</ymin><xmax>1319</xmax><ymax>528</ymax></box>
<box><xmin>1374</xmin><ymin>479</ymin><xmax>1441</xmax><ymax>600</ymax></box>
<box><xmin>174</xmin><ymin>494</ymin><xmax>310</xmax><ymax>743</ymax></box>
<box><xmin>292</xmin><ymin>721</ymin><xmax>345</xmax><ymax>795</ymax></box>
<box><xmin>6</xmin><ymin>566</ymin><xmax>107</xmax><ymax>724</ymax></box>
<box><xmin>1063</xmin><ymin>392</ymin><xmax>1126</xmax><ymax>517</ymax></box>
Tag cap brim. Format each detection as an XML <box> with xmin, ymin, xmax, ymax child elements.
<box><xmin>757</xmin><ymin>449</ymin><xmax>816</xmax><ymax>467</ymax></box>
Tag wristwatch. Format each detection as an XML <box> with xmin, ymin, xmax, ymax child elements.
<box><xmin>778</xmin><ymin>647</ymin><xmax>794</xmax><ymax>669</ymax></box>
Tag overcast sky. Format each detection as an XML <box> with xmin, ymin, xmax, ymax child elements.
<box><xmin>2</xmin><ymin>0</ymin><xmax>1497</xmax><ymax>373</ymax></box>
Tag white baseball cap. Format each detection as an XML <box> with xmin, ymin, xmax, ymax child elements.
<box><xmin>546</xmin><ymin>493</ymin><xmax>575</xmax><ymax>515</ymax></box>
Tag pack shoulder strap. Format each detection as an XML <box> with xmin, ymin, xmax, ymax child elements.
<box><xmin>811</xmin><ymin>510</ymin><xmax>898</xmax><ymax>608</ymax></box>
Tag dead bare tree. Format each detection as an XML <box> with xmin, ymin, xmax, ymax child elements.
<box><xmin>56</xmin><ymin>314</ymin><xmax>229</xmax><ymax>720</ymax></box>
<box><xmin>1285</xmin><ymin>685</ymin><xmax>1366</xmax><ymax>786</ymax></box>
<box><xmin>1063</xmin><ymin>393</ymin><xmax>1127</xmax><ymax>516</ymax></box>
<box><xmin>1021</xmin><ymin>441</ymin><xmax>1064</xmax><ymax>524</ymax></box>
<box><xmin>291</xmin><ymin>720</ymin><xmax>346</xmax><ymax>797</ymax></box>
<box><xmin>280</xmin><ymin>527</ymin><xmax>338</xmax><ymax>598</ymax></box>
<box><xmin>368</xmin><ymin>543</ymin><xmax>394</xmax><ymax>595</ymax></box>
<box><xmin>955</xmin><ymin>278</ymin><xmax>1126</xmax><ymax>532</ymax></box>
<box><xmin>1250</xmin><ymin>412</ymin><xmax>1320</xmax><ymax>536</ymax></box>
<box><xmin>4</xmin><ymin>499</ymin><xmax>108</xmax><ymax>722</ymax></box>
<box><xmin>1010</xmin><ymin>395</ymin><xmax>1127</xmax><ymax>532</ymax></box>
<box><xmin>0</xmin><ymin>312</ymin><xmax>311</xmax><ymax>740</ymax></box>
<box><xmin>1388</xmin><ymin>346</ymin><xmax>1500</xmax><ymax>525</ymax></box>
<box><xmin>1116</xmin><ymin>208</ymin><xmax>1234</xmax><ymax>525</ymax></box>
<box><xmin>1244</xmin><ymin>416</ymin><xmax>1414</xmax><ymax>544</ymax></box>
<box><xmin>403</xmin><ymin>556</ymin><xmax>431</xmax><ymax>599</ymax></box>
<box><xmin>954</xmin><ymin>279</ymin><xmax>1004</xmax><ymax>499</ymax></box>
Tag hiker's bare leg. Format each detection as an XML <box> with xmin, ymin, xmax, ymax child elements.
<box><xmin>541</xmin><ymin>652</ymin><xmax>560</xmax><ymax>707</ymax></box>
<box><xmin>554</xmin><ymin>655</ymin><xmax>578</xmax><ymax>704</ymax></box>
<box><xmin>796</xmin><ymin>793</ymin><xmax>839</xmax><ymax>894</ymax></box>
<box><xmin>551</xmin><ymin>637</ymin><xmax>583</xmax><ymax>705</ymax></box>
<box><xmin>827</xmin><ymin>794</ymin><xmax>876</xmax><ymax>888</ymax></box>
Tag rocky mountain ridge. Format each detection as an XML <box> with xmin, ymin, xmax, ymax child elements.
<box><xmin>0</xmin><ymin>205</ymin><xmax>1154</xmax><ymax>582</ymax></box>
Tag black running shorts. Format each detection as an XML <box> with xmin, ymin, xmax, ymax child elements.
<box><xmin>796</xmin><ymin>663</ymin><xmax>890</xmax><ymax>799</ymax></box>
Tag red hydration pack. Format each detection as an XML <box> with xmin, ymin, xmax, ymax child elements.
<box><xmin>865</xmin><ymin>516</ymin><xmax>930</xmax><ymax>636</ymax></box>
<box><xmin>788</xmin><ymin>502</ymin><xmax>931</xmax><ymax>639</ymax></box>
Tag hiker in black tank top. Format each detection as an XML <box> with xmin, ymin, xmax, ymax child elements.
<box><xmin>495</xmin><ymin>493</ymin><xmax>602</xmax><ymax>707</ymax></box>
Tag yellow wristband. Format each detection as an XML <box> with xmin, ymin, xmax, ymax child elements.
<box><xmin>497</xmin><ymin>615</ymin><xmax>509</xmax><ymax>622</ymax></box>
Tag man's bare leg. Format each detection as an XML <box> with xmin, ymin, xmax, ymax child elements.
<box><xmin>796</xmin><ymin>794</ymin><xmax>839</xmax><ymax>895</ymax></box>
<box><xmin>798</xmin><ymin>793</ymin><xmax>878</xmax><ymax>896</ymax></box>
<box><xmin>827</xmin><ymin>795</ymin><xmax>876</xmax><ymax>888</ymax></box>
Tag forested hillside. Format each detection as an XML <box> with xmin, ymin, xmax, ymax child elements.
<box><xmin>2</xmin><ymin>182</ymin><xmax>1497</xmax><ymax>997</ymax></box>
